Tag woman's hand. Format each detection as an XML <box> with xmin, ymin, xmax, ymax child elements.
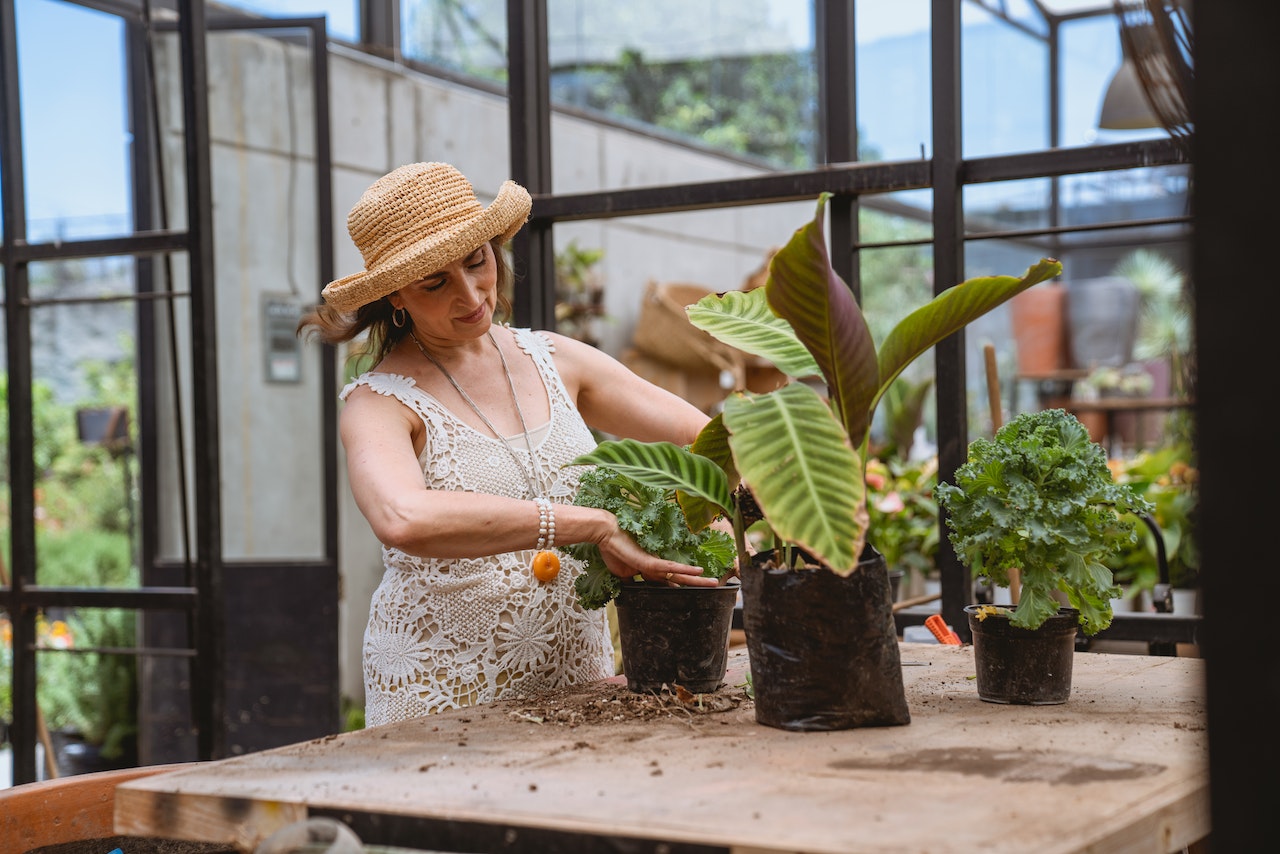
<box><xmin>595</xmin><ymin>520</ymin><xmax>722</xmax><ymax>588</ymax></box>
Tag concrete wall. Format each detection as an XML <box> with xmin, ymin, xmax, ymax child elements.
<box><xmin>162</xmin><ymin>31</ymin><xmax>811</xmax><ymax>705</ymax></box>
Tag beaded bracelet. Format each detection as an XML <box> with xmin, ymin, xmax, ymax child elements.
<box><xmin>534</xmin><ymin>497</ymin><xmax>557</xmax><ymax>551</ymax></box>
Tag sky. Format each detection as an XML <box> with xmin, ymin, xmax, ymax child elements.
<box><xmin>14</xmin><ymin>0</ymin><xmax>131</xmax><ymax>234</ymax></box>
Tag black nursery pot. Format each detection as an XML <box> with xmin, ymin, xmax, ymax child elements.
<box><xmin>613</xmin><ymin>581</ymin><xmax>740</xmax><ymax>694</ymax></box>
<box><xmin>741</xmin><ymin>545</ymin><xmax>910</xmax><ymax>731</ymax></box>
<box><xmin>966</xmin><ymin>604</ymin><xmax>1080</xmax><ymax>705</ymax></box>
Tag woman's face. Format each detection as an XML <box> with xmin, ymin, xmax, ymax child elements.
<box><xmin>391</xmin><ymin>242</ymin><xmax>498</xmax><ymax>344</ymax></box>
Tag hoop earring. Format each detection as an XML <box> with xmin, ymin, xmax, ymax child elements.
<box><xmin>391</xmin><ymin>307</ymin><xmax>408</xmax><ymax>329</ymax></box>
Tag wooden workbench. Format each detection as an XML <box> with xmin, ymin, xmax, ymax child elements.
<box><xmin>115</xmin><ymin>644</ymin><xmax>1208</xmax><ymax>853</ymax></box>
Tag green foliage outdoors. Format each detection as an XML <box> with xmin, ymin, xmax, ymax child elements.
<box><xmin>865</xmin><ymin>456</ymin><xmax>939</xmax><ymax>586</ymax></box>
<box><xmin>404</xmin><ymin>2</ymin><xmax>870</xmax><ymax>171</ymax></box>
<box><xmin>37</xmin><ymin>606</ymin><xmax>138</xmax><ymax>759</ymax></box>
<box><xmin>935</xmin><ymin>409</ymin><xmax>1155</xmax><ymax>635</ymax></box>
<box><xmin>340</xmin><ymin>693</ymin><xmax>366</xmax><ymax>733</ymax></box>
<box><xmin>554</xmin><ymin>240</ymin><xmax>610</xmax><ymax>347</ymax></box>
<box><xmin>1109</xmin><ymin>443</ymin><xmax>1200</xmax><ymax>593</ymax></box>
<box><xmin>1</xmin><ymin>351</ymin><xmax>139</xmax><ymax>749</ymax></box>
<box><xmin>1116</xmin><ymin>249</ymin><xmax>1193</xmax><ymax>398</ymax></box>
<box><xmin>565</xmin><ymin>466</ymin><xmax>735</xmax><ymax>610</ymax></box>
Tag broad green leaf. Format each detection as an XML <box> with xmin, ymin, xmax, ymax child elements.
<box><xmin>722</xmin><ymin>383</ymin><xmax>868</xmax><ymax>574</ymax></box>
<box><xmin>571</xmin><ymin>440</ymin><xmax>732</xmax><ymax>515</ymax></box>
<box><xmin>681</xmin><ymin>414</ymin><xmax>738</xmax><ymax>531</ymax></box>
<box><xmin>686</xmin><ymin>289</ymin><xmax>820</xmax><ymax>378</ymax></box>
<box><xmin>874</xmin><ymin>258</ymin><xmax>1062</xmax><ymax>414</ymax></box>
<box><xmin>766</xmin><ymin>192</ymin><xmax>878</xmax><ymax>447</ymax></box>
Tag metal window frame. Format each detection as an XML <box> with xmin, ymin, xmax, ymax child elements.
<box><xmin>0</xmin><ymin>1</ymin><xmax>336</xmax><ymax>785</ymax></box>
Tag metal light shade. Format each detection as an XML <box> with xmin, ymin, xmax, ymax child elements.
<box><xmin>1098</xmin><ymin>57</ymin><xmax>1160</xmax><ymax>130</ymax></box>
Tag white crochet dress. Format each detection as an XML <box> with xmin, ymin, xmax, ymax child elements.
<box><xmin>341</xmin><ymin>327</ymin><xmax>613</xmax><ymax>726</ymax></box>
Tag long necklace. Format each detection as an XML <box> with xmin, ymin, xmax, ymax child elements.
<box><xmin>410</xmin><ymin>329</ymin><xmax>560</xmax><ymax>582</ymax></box>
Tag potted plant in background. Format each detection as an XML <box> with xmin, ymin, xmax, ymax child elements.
<box><xmin>554</xmin><ymin>240</ymin><xmax>610</xmax><ymax>348</ymax></box>
<box><xmin>564</xmin><ymin>466</ymin><xmax>737</xmax><ymax>695</ymax></box>
<box><xmin>865</xmin><ymin>455</ymin><xmax>940</xmax><ymax>601</ymax></box>
<box><xmin>574</xmin><ymin>192</ymin><xmax>1060</xmax><ymax>730</ymax></box>
<box><xmin>1108</xmin><ymin>443</ymin><xmax>1200</xmax><ymax>617</ymax></box>
<box><xmin>935</xmin><ymin>408</ymin><xmax>1154</xmax><ymax>705</ymax></box>
<box><xmin>39</xmin><ymin>605</ymin><xmax>139</xmax><ymax>774</ymax></box>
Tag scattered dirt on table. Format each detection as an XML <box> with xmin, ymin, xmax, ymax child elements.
<box><xmin>504</xmin><ymin>680</ymin><xmax>749</xmax><ymax>727</ymax></box>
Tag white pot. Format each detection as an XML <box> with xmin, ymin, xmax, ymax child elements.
<box><xmin>1170</xmin><ymin>588</ymin><xmax>1201</xmax><ymax>616</ymax></box>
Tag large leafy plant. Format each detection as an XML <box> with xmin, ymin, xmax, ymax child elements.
<box><xmin>575</xmin><ymin>193</ymin><xmax>1060</xmax><ymax>575</ymax></box>
<box><xmin>935</xmin><ymin>408</ymin><xmax>1154</xmax><ymax>635</ymax></box>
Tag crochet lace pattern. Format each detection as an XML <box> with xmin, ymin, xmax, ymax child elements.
<box><xmin>341</xmin><ymin>327</ymin><xmax>613</xmax><ymax>726</ymax></box>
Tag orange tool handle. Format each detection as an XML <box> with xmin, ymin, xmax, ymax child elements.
<box><xmin>925</xmin><ymin>614</ymin><xmax>961</xmax><ymax>645</ymax></box>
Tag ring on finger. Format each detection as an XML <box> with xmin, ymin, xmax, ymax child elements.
<box><xmin>665</xmin><ymin>571</ymin><xmax>673</xmax><ymax>581</ymax></box>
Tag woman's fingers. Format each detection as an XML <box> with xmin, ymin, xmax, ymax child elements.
<box><xmin>599</xmin><ymin>527</ymin><xmax>720</xmax><ymax>586</ymax></box>
<box><xmin>643</xmin><ymin>563</ymin><xmax>720</xmax><ymax>587</ymax></box>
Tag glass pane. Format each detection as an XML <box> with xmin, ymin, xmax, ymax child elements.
<box><xmin>964</xmin><ymin>168</ymin><xmax>1192</xmax><ymax>454</ymax></box>
<box><xmin>968</xmin><ymin>0</ymin><xmax>1049</xmax><ymax>36</ymax></box>
<box><xmin>963</xmin><ymin>236</ymin><xmax>1056</xmax><ymax>437</ymax></box>
<box><xmin>199</xmin><ymin>0</ymin><xmax>358</xmax><ymax>42</ymax></box>
<box><xmin>547</xmin><ymin>0</ymin><xmax>817</xmax><ymax>173</ymax></box>
<box><xmin>552</xmin><ymin>199</ymin><xmax>812</xmax><ymax>412</ymax></box>
<box><xmin>28</xmin><ymin>259</ymin><xmax>140</xmax><ymax>589</ymax></box>
<box><xmin>857</xmin><ymin>0</ymin><xmax>932</xmax><ymax>162</ymax></box>
<box><xmin>17</xmin><ymin>0</ymin><xmax>131</xmax><ymax>242</ymax></box>
<box><xmin>859</xmin><ymin>200</ymin><xmax>934</xmax><ymax>345</ymax></box>
<box><xmin>1060</xmin><ymin>165</ymin><xmax>1190</xmax><ymax>230</ymax></box>
<box><xmin>965</xmin><ymin>177</ymin><xmax>1052</xmax><ymax>236</ymax></box>
<box><xmin>859</xmin><ymin>231</ymin><xmax>937</xmax><ymax>459</ymax></box>
<box><xmin>402</xmin><ymin>0</ymin><xmax>507</xmax><ymax>82</ymax></box>
<box><xmin>36</xmin><ymin>610</ymin><xmax>139</xmax><ymax>770</ymax></box>
<box><xmin>1061</xmin><ymin>15</ymin><xmax>1166</xmax><ymax>147</ymax></box>
<box><xmin>962</xmin><ymin>3</ymin><xmax>1050</xmax><ymax>158</ymax></box>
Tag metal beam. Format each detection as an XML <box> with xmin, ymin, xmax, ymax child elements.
<box><xmin>507</xmin><ymin>0</ymin><xmax>555</xmax><ymax>330</ymax></box>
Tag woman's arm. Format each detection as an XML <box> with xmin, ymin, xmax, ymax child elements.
<box><xmin>339</xmin><ymin>385</ymin><xmax>717</xmax><ymax>585</ymax></box>
<box><xmin>544</xmin><ymin>332</ymin><xmax>710</xmax><ymax>445</ymax></box>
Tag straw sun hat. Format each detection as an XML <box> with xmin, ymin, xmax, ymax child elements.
<box><xmin>322</xmin><ymin>162</ymin><xmax>532</xmax><ymax>313</ymax></box>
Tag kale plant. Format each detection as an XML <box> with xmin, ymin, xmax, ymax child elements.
<box><xmin>934</xmin><ymin>408</ymin><xmax>1154</xmax><ymax>635</ymax></box>
<box><xmin>565</xmin><ymin>466</ymin><xmax>735</xmax><ymax>610</ymax></box>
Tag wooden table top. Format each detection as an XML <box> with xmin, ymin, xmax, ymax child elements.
<box><xmin>115</xmin><ymin>644</ymin><xmax>1209</xmax><ymax>854</ymax></box>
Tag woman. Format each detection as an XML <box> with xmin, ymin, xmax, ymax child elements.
<box><xmin>299</xmin><ymin>162</ymin><xmax>718</xmax><ymax>726</ymax></box>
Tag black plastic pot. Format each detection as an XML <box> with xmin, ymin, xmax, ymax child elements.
<box><xmin>741</xmin><ymin>545</ymin><xmax>910</xmax><ymax>731</ymax></box>
<box><xmin>613</xmin><ymin>581</ymin><xmax>740</xmax><ymax>694</ymax></box>
<box><xmin>51</xmin><ymin>729</ymin><xmax>138</xmax><ymax>777</ymax></box>
<box><xmin>966</xmin><ymin>605</ymin><xmax>1080</xmax><ymax>705</ymax></box>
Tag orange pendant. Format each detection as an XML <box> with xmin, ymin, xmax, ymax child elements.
<box><xmin>532</xmin><ymin>550</ymin><xmax>560</xmax><ymax>582</ymax></box>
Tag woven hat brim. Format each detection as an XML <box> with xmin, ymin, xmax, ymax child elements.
<box><xmin>322</xmin><ymin>180</ymin><xmax>531</xmax><ymax>312</ymax></box>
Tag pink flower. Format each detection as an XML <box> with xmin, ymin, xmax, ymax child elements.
<box><xmin>876</xmin><ymin>491</ymin><xmax>905</xmax><ymax>514</ymax></box>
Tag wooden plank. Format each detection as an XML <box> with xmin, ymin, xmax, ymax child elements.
<box><xmin>0</xmin><ymin>763</ymin><xmax>195</xmax><ymax>852</ymax></box>
<box><xmin>115</xmin><ymin>646</ymin><xmax>1208</xmax><ymax>853</ymax></box>
<box><xmin>113</xmin><ymin>788</ymin><xmax>306</xmax><ymax>849</ymax></box>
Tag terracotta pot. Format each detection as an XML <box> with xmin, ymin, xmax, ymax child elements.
<box><xmin>1010</xmin><ymin>283</ymin><xmax>1068</xmax><ymax>375</ymax></box>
